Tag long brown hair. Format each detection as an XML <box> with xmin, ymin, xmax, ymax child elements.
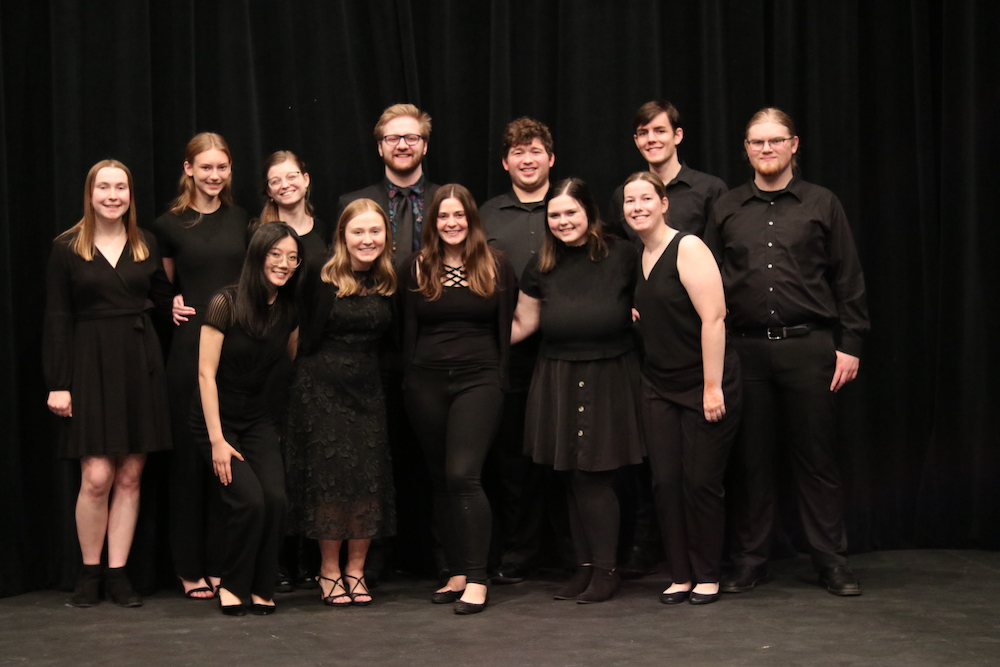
<box><xmin>416</xmin><ymin>184</ymin><xmax>498</xmax><ymax>301</ymax></box>
<box><xmin>256</xmin><ymin>150</ymin><xmax>314</xmax><ymax>226</ymax></box>
<box><xmin>537</xmin><ymin>178</ymin><xmax>608</xmax><ymax>274</ymax></box>
<box><xmin>57</xmin><ymin>159</ymin><xmax>148</xmax><ymax>262</ymax></box>
<box><xmin>320</xmin><ymin>199</ymin><xmax>396</xmax><ymax>297</ymax></box>
<box><xmin>168</xmin><ymin>132</ymin><xmax>235</xmax><ymax>219</ymax></box>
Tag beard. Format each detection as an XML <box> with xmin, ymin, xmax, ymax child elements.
<box><xmin>384</xmin><ymin>150</ymin><xmax>423</xmax><ymax>178</ymax></box>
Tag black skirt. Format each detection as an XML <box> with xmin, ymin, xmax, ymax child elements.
<box><xmin>523</xmin><ymin>351</ymin><xmax>645</xmax><ymax>471</ymax></box>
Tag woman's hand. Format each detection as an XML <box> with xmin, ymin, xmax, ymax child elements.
<box><xmin>212</xmin><ymin>439</ymin><xmax>244</xmax><ymax>486</ymax></box>
<box><xmin>47</xmin><ymin>390</ymin><xmax>72</xmax><ymax>417</ymax></box>
<box><xmin>703</xmin><ymin>385</ymin><xmax>726</xmax><ymax>422</ymax></box>
<box><xmin>173</xmin><ymin>294</ymin><xmax>197</xmax><ymax>325</ymax></box>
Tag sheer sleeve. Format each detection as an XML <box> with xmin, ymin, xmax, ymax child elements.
<box><xmin>43</xmin><ymin>240</ymin><xmax>75</xmax><ymax>391</ymax></box>
<box><xmin>203</xmin><ymin>291</ymin><xmax>235</xmax><ymax>333</ymax></box>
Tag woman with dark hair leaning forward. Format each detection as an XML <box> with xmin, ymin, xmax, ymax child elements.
<box><xmin>401</xmin><ymin>184</ymin><xmax>517</xmax><ymax>615</ymax></box>
<box><xmin>285</xmin><ymin>199</ymin><xmax>397</xmax><ymax>607</ymax></box>
<box><xmin>510</xmin><ymin>178</ymin><xmax>644</xmax><ymax>603</ymax></box>
<box><xmin>624</xmin><ymin>172</ymin><xmax>741</xmax><ymax>606</ymax></box>
<box><xmin>44</xmin><ymin>160</ymin><xmax>173</xmax><ymax>607</ymax></box>
<box><xmin>190</xmin><ymin>222</ymin><xmax>302</xmax><ymax>616</ymax></box>
<box><xmin>148</xmin><ymin>132</ymin><xmax>249</xmax><ymax>599</ymax></box>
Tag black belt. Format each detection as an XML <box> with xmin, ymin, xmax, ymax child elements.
<box><xmin>732</xmin><ymin>324</ymin><xmax>821</xmax><ymax>340</ymax></box>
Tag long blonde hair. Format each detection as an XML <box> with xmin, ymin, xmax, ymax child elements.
<box><xmin>57</xmin><ymin>159</ymin><xmax>148</xmax><ymax>262</ymax></box>
<box><xmin>168</xmin><ymin>132</ymin><xmax>235</xmax><ymax>219</ymax></box>
<box><xmin>416</xmin><ymin>184</ymin><xmax>498</xmax><ymax>301</ymax></box>
<box><xmin>320</xmin><ymin>199</ymin><xmax>396</xmax><ymax>297</ymax></box>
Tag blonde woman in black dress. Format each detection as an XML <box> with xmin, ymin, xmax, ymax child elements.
<box><xmin>44</xmin><ymin>160</ymin><xmax>172</xmax><ymax>607</ymax></box>
<box><xmin>285</xmin><ymin>199</ymin><xmax>397</xmax><ymax>607</ymax></box>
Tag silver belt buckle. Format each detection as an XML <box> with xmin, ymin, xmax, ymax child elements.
<box><xmin>767</xmin><ymin>327</ymin><xmax>785</xmax><ymax>340</ymax></box>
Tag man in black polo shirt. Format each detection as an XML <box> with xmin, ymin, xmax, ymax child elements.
<box><xmin>706</xmin><ymin>107</ymin><xmax>869</xmax><ymax>596</ymax></box>
<box><xmin>480</xmin><ymin>117</ymin><xmax>562</xmax><ymax>584</ymax></box>
<box><xmin>337</xmin><ymin>103</ymin><xmax>440</xmax><ymax>263</ymax></box>
<box><xmin>607</xmin><ymin>100</ymin><xmax>728</xmax><ymax>242</ymax></box>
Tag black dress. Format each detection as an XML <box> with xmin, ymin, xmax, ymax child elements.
<box><xmin>520</xmin><ymin>240</ymin><xmax>645</xmax><ymax>471</ymax></box>
<box><xmin>43</xmin><ymin>233</ymin><xmax>173</xmax><ymax>458</ymax></box>
<box><xmin>285</xmin><ymin>277</ymin><xmax>396</xmax><ymax>541</ymax></box>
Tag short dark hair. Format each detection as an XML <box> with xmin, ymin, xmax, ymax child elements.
<box><xmin>502</xmin><ymin>117</ymin><xmax>554</xmax><ymax>156</ymax></box>
<box><xmin>632</xmin><ymin>100</ymin><xmax>682</xmax><ymax>133</ymax></box>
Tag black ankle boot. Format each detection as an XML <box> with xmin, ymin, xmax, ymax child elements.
<box><xmin>554</xmin><ymin>565</ymin><xmax>593</xmax><ymax>600</ymax></box>
<box><xmin>576</xmin><ymin>567</ymin><xmax>620</xmax><ymax>604</ymax></box>
<box><xmin>105</xmin><ymin>567</ymin><xmax>143</xmax><ymax>607</ymax></box>
<box><xmin>70</xmin><ymin>564</ymin><xmax>103</xmax><ymax>607</ymax></box>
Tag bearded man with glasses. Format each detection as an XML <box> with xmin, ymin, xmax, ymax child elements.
<box><xmin>706</xmin><ymin>107</ymin><xmax>869</xmax><ymax>597</ymax></box>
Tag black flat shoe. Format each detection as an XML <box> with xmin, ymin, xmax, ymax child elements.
<box><xmin>431</xmin><ymin>588</ymin><xmax>465</xmax><ymax>604</ymax></box>
<box><xmin>454</xmin><ymin>594</ymin><xmax>488</xmax><ymax>615</ymax></box>
<box><xmin>659</xmin><ymin>590</ymin><xmax>691</xmax><ymax>605</ymax></box>
<box><xmin>249</xmin><ymin>603</ymin><xmax>276</xmax><ymax>615</ymax></box>
<box><xmin>219</xmin><ymin>597</ymin><xmax>246</xmax><ymax>617</ymax></box>
<box><xmin>689</xmin><ymin>591</ymin><xmax>721</xmax><ymax>605</ymax></box>
<box><xmin>554</xmin><ymin>565</ymin><xmax>593</xmax><ymax>600</ymax></box>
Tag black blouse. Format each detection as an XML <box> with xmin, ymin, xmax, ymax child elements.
<box><xmin>519</xmin><ymin>239</ymin><xmax>638</xmax><ymax>361</ymax></box>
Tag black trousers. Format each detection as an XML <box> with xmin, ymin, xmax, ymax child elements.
<box><xmin>404</xmin><ymin>365</ymin><xmax>503</xmax><ymax>585</ymax></box>
<box><xmin>167</xmin><ymin>315</ymin><xmax>224</xmax><ymax>581</ymax></box>
<box><xmin>643</xmin><ymin>368</ymin><xmax>741</xmax><ymax>584</ymax></box>
<box><xmin>728</xmin><ymin>330</ymin><xmax>848</xmax><ymax>572</ymax></box>
<box><xmin>191</xmin><ymin>397</ymin><xmax>287</xmax><ymax>601</ymax></box>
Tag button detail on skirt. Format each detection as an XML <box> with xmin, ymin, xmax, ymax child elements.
<box><xmin>578</xmin><ymin>406</ymin><xmax>585</xmax><ymax>412</ymax></box>
<box><xmin>578</xmin><ymin>381</ymin><xmax>585</xmax><ymax>388</ymax></box>
<box><xmin>577</xmin><ymin>430</ymin><xmax>584</xmax><ymax>436</ymax></box>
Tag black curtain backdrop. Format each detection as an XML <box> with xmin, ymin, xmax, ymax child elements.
<box><xmin>1</xmin><ymin>0</ymin><xmax>998</xmax><ymax>597</ymax></box>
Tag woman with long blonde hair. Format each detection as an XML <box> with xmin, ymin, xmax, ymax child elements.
<box><xmin>285</xmin><ymin>199</ymin><xmax>397</xmax><ymax>607</ymax></box>
<box><xmin>44</xmin><ymin>160</ymin><xmax>173</xmax><ymax>607</ymax></box>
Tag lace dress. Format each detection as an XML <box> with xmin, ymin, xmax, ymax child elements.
<box><xmin>285</xmin><ymin>286</ymin><xmax>396</xmax><ymax>540</ymax></box>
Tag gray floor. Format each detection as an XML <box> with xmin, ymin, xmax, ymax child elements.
<box><xmin>2</xmin><ymin>550</ymin><xmax>999</xmax><ymax>666</ymax></box>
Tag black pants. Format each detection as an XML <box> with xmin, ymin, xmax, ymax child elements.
<box><xmin>728</xmin><ymin>330</ymin><xmax>848</xmax><ymax>572</ymax></box>
<box><xmin>563</xmin><ymin>470</ymin><xmax>619</xmax><ymax>571</ymax></box>
<box><xmin>644</xmin><ymin>363</ymin><xmax>741</xmax><ymax>584</ymax></box>
<box><xmin>404</xmin><ymin>365</ymin><xmax>503</xmax><ymax>585</ymax></box>
<box><xmin>168</xmin><ymin>315</ymin><xmax>224</xmax><ymax>581</ymax></box>
<box><xmin>191</xmin><ymin>398</ymin><xmax>287</xmax><ymax>601</ymax></box>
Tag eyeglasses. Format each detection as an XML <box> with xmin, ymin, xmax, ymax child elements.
<box><xmin>745</xmin><ymin>137</ymin><xmax>794</xmax><ymax>151</ymax></box>
<box><xmin>266</xmin><ymin>249</ymin><xmax>301</xmax><ymax>267</ymax></box>
<box><xmin>382</xmin><ymin>134</ymin><xmax>424</xmax><ymax>147</ymax></box>
<box><xmin>267</xmin><ymin>171</ymin><xmax>302</xmax><ymax>189</ymax></box>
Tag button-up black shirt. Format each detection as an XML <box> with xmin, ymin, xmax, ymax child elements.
<box><xmin>705</xmin><ymin>177</ymin><xmax>869</xmax><ymax>356</ymax></box>
<box><xmin>607</xmin><ymin>164</ymin><xmax>728</xmax><ymax>242</ymax></box>
<box><xmin>481</xmin><ymin>190</ymin><xmax>548</xmax><ymax>277</ymax></box>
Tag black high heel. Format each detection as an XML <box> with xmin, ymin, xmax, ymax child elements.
<box><xmin>218</xmin><ymin>587</ymin><xmax>246</xmax><ymax>616</ymax></box>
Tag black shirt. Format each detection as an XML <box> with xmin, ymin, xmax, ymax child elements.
<box><xmin>705</xmin><ymin>177</ymin><xmax>869</xmax><ymax>356</ymax></box>
<box><xmin>607</xmin><ymin>164</ymin><xmax>728</xmax><ymax>243</ymax></box>
<box><xmin>519</xmin><ymin>239</ymin><xmax>637</xmax><ymax>361</ymax></box>
<box><xmin>146</xmin><ymin>205</ymin><xmax>249</xmax><ymax>309</ymax></box>
<box><xmin>481</xmin><ymin>190</ymin><xmax>548</xmax><ymax>277</ymax></box>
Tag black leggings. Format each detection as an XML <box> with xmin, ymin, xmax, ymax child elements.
<box><xmin>563</xmin><ymin>470</ymin><xmax>619</xmax><ymax>571</ymax></box>
<box><xmin>405</xmin><ymin>365</ymin><xmax>504</xmax><ymax>585</ymax></box>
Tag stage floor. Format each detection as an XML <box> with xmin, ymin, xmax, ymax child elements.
<box><xmin>2</xmin><ymin>549</ymin><xmax>998</xmax><ymax>666</ymax></box>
